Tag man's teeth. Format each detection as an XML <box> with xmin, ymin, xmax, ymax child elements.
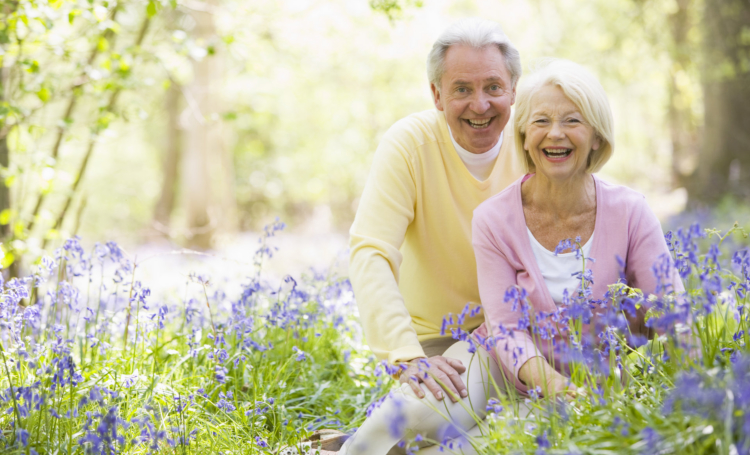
<box><xmin>467</xmin><ymin>118</ymin><xmax>491</xmax><ymax>128</ymax></box>
<box><xmin>543</xmin><ymin>148</ymin><xmax>572</xmax><ymax>157</ymax></box>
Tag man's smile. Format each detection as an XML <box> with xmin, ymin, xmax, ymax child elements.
<box><xmin>464</xmin><ymin>117</ymin><xmax>494</xmax><ymax>129</ymax></box>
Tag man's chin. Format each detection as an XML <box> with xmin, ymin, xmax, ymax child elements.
<box><xmin>464</xmin><ymin>130</ymin><xmax>503</xmax><ymax>153</ymax></box>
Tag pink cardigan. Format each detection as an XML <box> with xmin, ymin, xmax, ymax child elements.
<box><xmin>471</xmin><ymin>174</ymin><xmax>683</xmax><ymax>393</ymax></box>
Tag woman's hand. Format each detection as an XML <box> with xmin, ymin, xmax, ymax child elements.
<box><xmin>398</xmin><ymin>356</ymin><xmax>467</xmax><ymax>402</ymax></box>
<box><xmin>518</xmin><ymin>357</ymin><xmax>577</xmax><ymax>400</ymax></box>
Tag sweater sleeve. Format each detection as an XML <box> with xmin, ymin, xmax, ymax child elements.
<box><xmin>472</xmin><ymin>211</ymin><xmax>543</xmax><ymax>384</ymax></box>
<box><xmin>348</xmin><ymin>126</ymin><xmax>424</xmax><ymax>364</ymax></box>
<box><xmin>625</xmin><ymin>197</ymin><xmax>686</xmax><ymax>295</ymax></box>
<box><xmin>624</xmin><ymin>196</ymin><xmax>686</xmax><ymax>336</ymax></box>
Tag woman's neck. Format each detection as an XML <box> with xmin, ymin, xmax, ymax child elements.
<box><xmin>522</xmin><ymin>172</ymin><xmax>596</xmax><ymax>219</ymax></box>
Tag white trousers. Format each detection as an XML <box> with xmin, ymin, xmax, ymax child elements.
<box><xmin>340</xmin><ymin>341</ymin><xmax>510</xmax><ymax>455</ymax></box>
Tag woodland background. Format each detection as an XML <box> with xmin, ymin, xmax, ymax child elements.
<box><xmin>1</xmin><ymin>0</ymin><xmax>749</xmax><ymax>272</ymax></box>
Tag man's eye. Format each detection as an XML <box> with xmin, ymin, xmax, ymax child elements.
<box><xmin>489</xmin><ymin>85</ymin><xmax>500</xmax><ymax>91</ymax></box>
<box><xmin>457</xmin><ymin>87</ymin><xmax>468</xmax><ymax>93</ymax></box>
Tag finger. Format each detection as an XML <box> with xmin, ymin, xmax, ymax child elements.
<box><xmin>443</xmin><ymin>357</ymin><xmax>467</xmax><ymax>374</ymax></box>
<box><xmin>421</xmin><ymin>375</ymin><xmax>445</xmax><ymax>401</ymax></box>
<box><xmin>437</xmin><ymin>363</ymin><xmax>468</xmax><ymax>399</ymax></box>
<box><xmin>431</xmin><ymin>370</ymin><xmax>462</xmax><ymax>403</ymax></box>
<box><xmin>407</xmin><ymin>376</ymin><xmax>425</xmax><ymax>399</ymax></box>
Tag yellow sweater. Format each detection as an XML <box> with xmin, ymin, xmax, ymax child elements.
<box><xmin>349</xmin><ymin>109</ymin><xmax>524</xmax><ymax>364</ymax></box>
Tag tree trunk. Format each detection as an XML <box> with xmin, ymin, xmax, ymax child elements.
<box><xmin>689</xmin><ymin>0</ymin><xmax>750</xmax><ymax>204</ymax></box>
<box><xmin>668</xmin><ymin>0</ymin><xmax>700</xmax><ymax>189</ymax></box>
<box><xmin>0</xmin><ymin>134</ymin><xmax>9</xmax><ymax>239</ymax></box>
<box><xmin>153</xmin><ymin>80</ymin><xmax>183</xmax><ymax>232</ymax></box>
<box><xmin>182</xmin><ymin>1</ymin><xmax>235</xmax><ymax>249</ymax></box>
<box><xmin>0</xmin><ymin>8</ymin><xmax>12</xmax><ymax>240</ymax></box>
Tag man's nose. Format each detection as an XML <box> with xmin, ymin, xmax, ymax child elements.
<box><xmin>469</xmin><ymin>91</ymin><xmax>491</xmax><ymax>114</ymax></box>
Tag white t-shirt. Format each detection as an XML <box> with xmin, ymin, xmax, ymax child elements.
<box><xmin>447</xmin><ymin>125</ymin><xmax>503</xmax><ymax>181</ymax></box>
<box><xmin>527</xmin><ymin>228</ymin><xmax>595</xmax><ymax>305</ymax></box>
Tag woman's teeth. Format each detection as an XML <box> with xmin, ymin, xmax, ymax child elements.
<box><xmin>467</xmin><ymin>118</ymin><xmax>491</xmax><ymax>129</ymax></box>
<box><xmin>543</xmin><ymin>148</ymin><xmax>572</xmax><ymax>157</ymax></box>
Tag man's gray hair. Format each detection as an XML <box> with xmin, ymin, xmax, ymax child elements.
<box><xmin>427</xmin><ymin>19</ymin><xmax>522</xmax><ymax>89</ymax></box>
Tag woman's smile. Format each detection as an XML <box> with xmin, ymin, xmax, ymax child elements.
<box><xmin>542</xmin><ymin>146</ymin><xmax>573</xmax><ymax>161</ymax></box>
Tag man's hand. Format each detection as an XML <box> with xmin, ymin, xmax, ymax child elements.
<box><xmin>398</xmin><ymin>356</ymin><xmax>467</xmax><ymax>402</ymax></box>
<box><xmin>518</xmin><ymin>357</ymin><xmax>577</xmax><ymax>400</ymax></box>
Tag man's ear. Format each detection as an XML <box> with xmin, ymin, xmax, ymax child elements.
<box><xmin>430</xmin><ymin>83</ymin><xmax>444</xmax><ymax>112</ymax></box>
<box><xmin>510</xmin><ymin>85</ymin><xmax>517</xmax><ymax>106</ymax></box>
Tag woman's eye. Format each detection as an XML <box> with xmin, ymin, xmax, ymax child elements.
<box><xmin>533</xmin><ymin>119</ymin><xmax>548</xmax><ymax>124</ymax></box>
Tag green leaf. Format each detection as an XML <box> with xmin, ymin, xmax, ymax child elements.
<box><xmin>147</xmin><ymin>0</ymin><xmax>160</xmax><ymax>18</ymax></box>
<box><xmin>98</xmin><ymin>37</ymin><xmax>109</xmax><ymax>52</ymax></box>
<box><xmin>0</xmin><ymin>250</ymin><xmax>14</xmax><ymax>269</ymax></box>
<box><xmin>37</xmin><ymin>87</ymin><xmax>50</xmax><ymax>103</ymax></box>
<box><xmin>0</xmin><ymin>209</ymin><xmax>11</xmax><ymax>225</ymax></box>
<box><xmin>68</xmin><ymin>9</ymin><xmax>81</xmax><ymax>25</ymax></box>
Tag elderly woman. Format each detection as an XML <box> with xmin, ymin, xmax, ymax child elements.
<box><xmin>471</xmin><ymin>58</ymin><xmax>684</xmax><ymax>396</ymax></box>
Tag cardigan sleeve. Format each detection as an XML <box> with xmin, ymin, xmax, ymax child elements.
<box><xmin>625</xmin><ymin>196</ymin><xmax>685</xmax><ymax>295</ymax></box>
<box><xmin>349</xmin><ymin>124</ymin><xmax>425</xmax><ymax>364</ymax></box>
<box><xmin>624</xmin><ymin>196</ymin><xmax>686</xmax><ymax>335</ymax></box>
<box><xmin>472</xmin><ymin>211</ymin><xmax>544</xmax><ymax>385</ymax></box>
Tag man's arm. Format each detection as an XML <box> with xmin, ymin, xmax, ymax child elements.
<box><xmin>349</xmin><ymin>123</ymin><xmax>424</xmax><ymax>364</ymax></box>
<box><xmin>349</xmin><ymin>122</ymin><xmax>468</xmax><ymax>401</ymax></box>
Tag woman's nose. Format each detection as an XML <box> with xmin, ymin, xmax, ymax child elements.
<box><xmin>548</xmin><ymin>121</ymin><xmax>565</xmax><ymax>138</ymax></box>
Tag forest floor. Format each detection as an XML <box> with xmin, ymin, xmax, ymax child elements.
<box><xmin>129</xmin><ymin>229</ymin><xmax>350</xmax><ymax>298</ymax></box>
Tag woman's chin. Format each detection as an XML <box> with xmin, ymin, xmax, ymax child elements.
<box><xmin>535</xmin><ymin>166</ymin><xmax>583</xmax><ymax>182</ymax></box>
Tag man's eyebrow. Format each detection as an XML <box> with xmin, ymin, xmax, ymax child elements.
<box><xmin>451</xmin><ymin>77</ymin><xmax>504</xmax><ymax>86</ymax></box>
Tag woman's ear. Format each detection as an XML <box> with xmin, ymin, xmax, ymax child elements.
<box><xmin>592</xmin><ymin>134</ymin><xmax>601</xmax><ymax>151</ymax></box>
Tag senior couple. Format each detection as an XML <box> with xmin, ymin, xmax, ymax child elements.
<box><xmin>332</xmin><ymin>18</ymin><xmax>679</xmax><ymax>455</ymax></box>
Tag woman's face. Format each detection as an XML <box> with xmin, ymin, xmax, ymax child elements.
<box><xmin>523</xmin><ymin>84</ymin><xmax>600</xmax><ymax>182</ymax></box>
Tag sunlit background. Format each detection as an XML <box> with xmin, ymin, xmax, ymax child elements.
<box><xmin>2</xmin><ymin>0</ymin><xmax>749</xmax><ymax>275</ymax></box>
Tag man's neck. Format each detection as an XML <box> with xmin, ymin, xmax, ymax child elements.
<box><xmin>447</xmin><ymin>125</ymin><xmax>503</xmax><ymax>157</ymax></box>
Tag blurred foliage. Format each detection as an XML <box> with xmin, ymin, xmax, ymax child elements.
<box><xmin>0</xmin><ymin>0</ymin><xmax>747</xmax><ymax>264</ymax></box>
<box><xmin>0</xmin><ymin>0</ymin><xmax>187</xmax><ymax>266</ymax></box>
<box><xmin>369</xmin><ymin>0</ymin><xmax>424</xmax><ymax>21</ymax></box>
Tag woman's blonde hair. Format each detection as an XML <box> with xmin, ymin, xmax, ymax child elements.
<box><xmin>513</xmin><ymin>59</ymin><xmax>614</xmax><ymax>173</ymax></box>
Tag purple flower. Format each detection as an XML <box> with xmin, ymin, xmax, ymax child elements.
<box><xmin>292</xmin><ymin>346</ymin><xmax>307</xmax><ymax>362</ymax></box>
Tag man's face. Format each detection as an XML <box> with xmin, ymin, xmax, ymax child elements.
<box><xmin>431</xmin><ymin>45</ymin><xmax>516</xmax><ymax>154</ymax></box>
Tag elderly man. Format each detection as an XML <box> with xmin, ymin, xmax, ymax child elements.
<box><xmin>341</xmin><ymin>18</ymin><xmax>525</xmax><ymax>455</ymax></box>
<box><xmin>351</xmin><ymin>18</ymin><xmax>523</xmax><ymax>399</ymax></box>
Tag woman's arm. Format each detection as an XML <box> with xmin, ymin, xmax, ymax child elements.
<box><xmin>625</xmin><ymin>197</ymin><xmax>685</xmax><ymax>296</ymax></box>
<box><xmin>472</xmin><ymin>212</ymin><xmax>544</xmax><ymax>389</ymax></box>
<box><xmin>518</xmin><ymin>357</ymin><xmax>577</xmax><ymax>398</ymax></box>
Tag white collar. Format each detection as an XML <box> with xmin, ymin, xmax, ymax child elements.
<box><xmin>447</xmin><ymin>125</ymin><xmax>503</xmax><ymax>166</ymax></box>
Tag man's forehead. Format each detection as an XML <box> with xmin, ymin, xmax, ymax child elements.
<box><xmin>449</xmin><ymin>75</ymin><xmax>506</xmax><ymax>86</ymax></box>
<box><xmin>440</xmin><ymin>45</ymin><xmax>510</xmax><ymax>84</ymax></box>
